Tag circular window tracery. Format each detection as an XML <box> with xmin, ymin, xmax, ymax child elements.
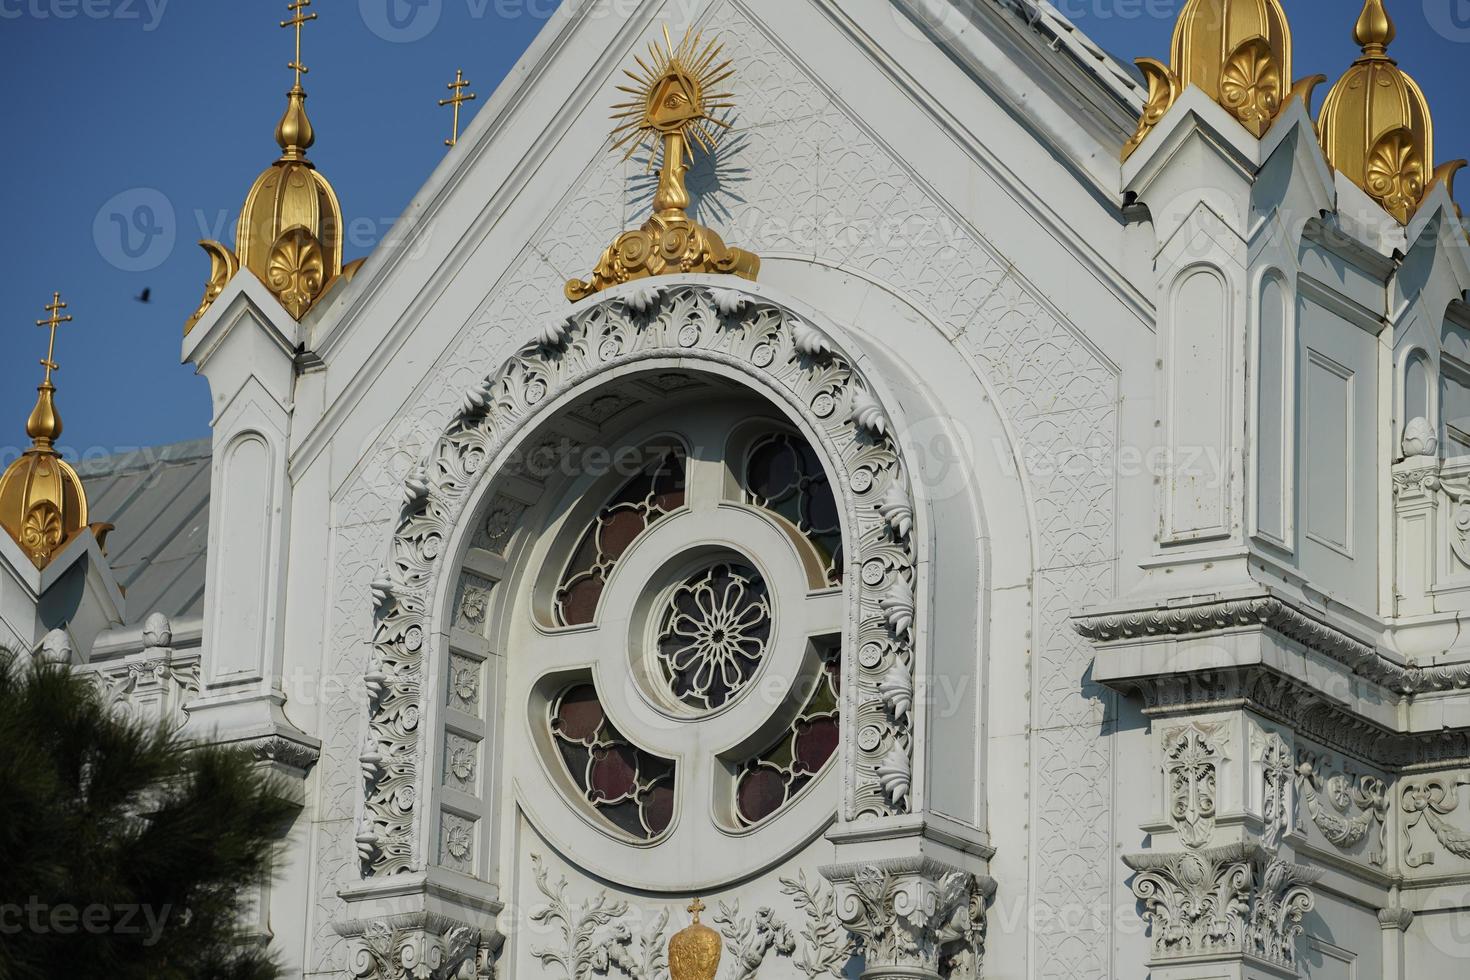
<box><xmin>524</xmin><ymin>412</ymin><xmax>846</xmax><ymax>849</ymax></box>
<box><xmin>656</xmin><ymin>561</ymin><xmax>772</xmax><ymax>712</ymax></box>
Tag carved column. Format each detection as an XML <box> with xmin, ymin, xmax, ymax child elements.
<box><xmin>821</xmin><ymin>857</ymin><xmax>993</xmax><ymax>980</ymax></box>
<box><xmin>1377</xmin><ymin>906</ymin><xmax>1413</xmax><ymax>980</ymax></box>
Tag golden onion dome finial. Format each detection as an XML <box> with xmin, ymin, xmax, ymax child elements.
<box><xmin>1354</xmin><ymin>0</ymin><xmax>1395</xmax><ymax>57</ymax></box>
<box><xmin>0</xmin><ymin>292</ymin><xmax>103</xmax><ymax>568</ymax></box>
<box><xmin>1318</xmin><ymin>0</ymin><xmax>1449</xmax><ymax>224</ymax></box>
<box><xmin>668</xmin><ymin>898</ymin><xmax>721</xmax><ymax>980</ymax></box>
<box><xmin>186</xmin><ymin>0</ymin><xmax>347</xmax><ymax>333</ymax></box>
<box><xmin>1123</xmin><ymin>0</ymin><xmax>1324</xmax><ymax>160</ymax></box>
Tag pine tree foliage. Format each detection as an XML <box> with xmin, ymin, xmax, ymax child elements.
<box><xmin>0</xmin><ymin>653</ymin><xmax>294</xmax><ymax>980</ymax></box>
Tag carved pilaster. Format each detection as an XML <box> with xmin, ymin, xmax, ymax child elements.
<box><xmin>1392</xmin><ymin>458</ymin><xmax>1440</xmax><ymax>615</ymax></box>
<box><xmin>1123</xmin><ymin>843</ymin><xmax>1319</xmax><ymax>976</ymax></box>
<box><xmin>820</xmin><ymin>858</ymin><xmax>993</xmax><ymax>980</ymax></box>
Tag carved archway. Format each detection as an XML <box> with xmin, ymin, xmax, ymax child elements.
<box><xmin>357</xmin><ymin>281</ymin><xmax>923</xmax><ymax>877</ymax></box>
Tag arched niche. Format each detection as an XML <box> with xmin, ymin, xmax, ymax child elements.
<box><xmin>356</xmin><ymin>281</ymin><xmax>970</xmax><ymax>885</ymax></box>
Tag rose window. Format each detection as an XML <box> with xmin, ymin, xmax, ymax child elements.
<box><xmin>515</xmin><ymin>413</ymin><xmax>846</xmax><ymax>860</ymax></box>
<box><xmin>657</xmin><ymin>562</ymin><xmax>772</xmax><ymax>711</ymax></box>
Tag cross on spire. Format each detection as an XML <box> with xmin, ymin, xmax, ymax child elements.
<box><xmin>439</xmin><ymin>68</ymin><xmax>477</xmax><ymax>147</ymax></box>
<box><xmin>34</xmin><ymin>291</ymin><xmax>72</xmax><ymax>387</ymax></box>
<box><xmin>686</xmin><ymin>897</ymin><xmax>706</xmax><ymax>922</ymax></box>
<box><xmin>281</xmin><ymin>0</ymin><xmax>317</xmax><ymax>88</ymax></box>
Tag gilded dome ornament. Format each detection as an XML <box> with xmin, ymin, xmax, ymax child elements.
<box><xmin>668</xmin><ymin>899</ymin><xmax>721</xmax><ymax>980</ymax></box>
<box><xmin>1318</xmin><ymin>0</ymin><xmax>1463</xmax><ymax>224</ymax></box>
<box><xmin>1123</xmin><ymin>0</ymin><xmax>1323</xmax><ymax>160</ymax></box>
<box><xmin>566</xmin><ymin>27</ymin><xmax>760</xmax><ymax>302</ymax></box>
<box><xmin>0</xmin><ymin>293</ymin><xmax>110</xmax><ymax>568</ymax></box>
<box><xmin>185</xmin><ymin>0</ymin><xmax>346</xmax><ymax>333</ymax></box>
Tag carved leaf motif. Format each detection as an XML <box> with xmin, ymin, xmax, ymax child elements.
<box><xmin>20</xmin><ymin>501</ymin><xmax>63</xmax><ymax>561</ymax></box>
<box><xmin>185</xmin><ymin>240</ymin><xmax>240</xmax><ymax>334</ymax></box>
<box><xmin>1366</xmin><ymin>128</ymin><xmax>1426</xmax><ymax>223</ymax></box>
<box><xmin>778</xmin><ymin>871</ymin><xmax>851</xmax><ymax>980</ymax></box>
<box><xmin>267</xmin><ymin>225</ymin><xmax>327</xmax><ymax>319</ymax></box>
<box><xmin>1220</xmin><ymin>38</ymin><xmax>1282</xmax><ymax>138</ymax></box>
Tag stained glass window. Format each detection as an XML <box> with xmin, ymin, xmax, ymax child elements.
<box><xmin>731</xmin><ymin>643</ymin><xmax>841</xmax><ymax>826</ymax></box>
<box><xmin>656</xmin><ymin>562</ymin><xmax>772</xmax><ymax>712</ymax></box>
<box><xmin>743</xmin><ymin>433</ymin><xmax>842</xmax><ymax>585</ymax></box>
<box><xmin>549</xmin><ymin>684</ymin><xmax>676</xmax><ymax>839</ymax></box>
<box><xmin>554</xmin><ymin>450</ymin><xmax>687</xmax><ymax>625</ymax></box>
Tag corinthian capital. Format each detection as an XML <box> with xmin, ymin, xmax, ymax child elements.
<box><xmin>820</xmin><ymin>858</ymin><xmax>993</xmax><ymax>980</ymax></box>
<box><xmin>1122</xmin><ymin>843</ymin><xmax>1320</xmax><ymax>974</ymax></box>
<box><xmin>338</xmin><ymin>912</ymin><xmax>497</xmax><ymax>980</ymax></box>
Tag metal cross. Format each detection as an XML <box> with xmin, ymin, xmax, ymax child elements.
<box><xmin>281</xmin><ymin>0</ymin><xmax>317</xmax><ymax>86</ymax></box>
<box><xmin>686</xmin><ymin>897</ymin><xmax>706</xmax><ymax>921</ymax></box>
<box><xmin>439</xmin><ymin>69</ymin><xmax>477</xmax><ymax>147</ymax></box>
<box><xmin>34</xmin><ymin>291</ymin><xmax>72</xmax><ymax>385</ymax></box>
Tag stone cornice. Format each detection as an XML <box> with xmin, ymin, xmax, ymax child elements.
<box><xmin>1074</xmin><ymin>594</ymin><xmax>1470</xmax><ymax>696</ymax></box>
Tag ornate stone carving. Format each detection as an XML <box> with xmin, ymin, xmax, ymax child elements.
<box><xmin>361</xmin><ymin>284</ymin><xmax>919</xmax><ymax>875</ymax></box>
<box><xmin>91</xmin><ymin>654</ymin><xmax>201</xmax><ymax>732</ymax></box>
<box><xmin>529</xmin><ymin>854</ymin><xmax>670</xmax><ymax>980</ymax></box>
<box><xmin>1163</xmin><ymin>722</ymin><xmax>1224</xmax><ymax>848</ymax></box>
<box><xmin>1401</xmin><ymin>775</ymin><xmax>1470</xmax><ymax>867</ymax></box>
<box><xmin>821</xmin><ymin>859</ymin><xmax>991</xmax><ymax>980</ymax></box>
<box><xmin>342</xmin><ymin>913</ymin><xmax>494</xmax><ymax>980</ymax></box>
<box><xmin>1296</xmin><ymin>751</ymin><xmax>1388</xmax><ymax>866</ymax></box>
<box><xmin>1111</xmin><ymin>664</ymin><xmax>1470</xmax><ymax>770</ymax></box>
<box><xmin>1255</xmin><ymin>728</ymin><xmax>1294</xmax><ymax>853</ymax></box>
<box><xmin>1123</xmin><ymin>843</ymin><xmax>1319</xmax><ymax>970</ymax></box>
<box><xmin>713</xmin><ymin>901</ymin><xmax>794</xmax><ymax>980</ymax></box>
<box><xmin>1075</xmin><ymin>593</ymin><xmax>1470</xmax><ymax>695</ymax></box>
<box><xmin>778</xmin><ymin>871</ymin><xmax>852</xmax><ymax>980</ymax></box>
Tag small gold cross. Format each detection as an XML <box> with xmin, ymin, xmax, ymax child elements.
<box><xmin>34</xmin><ymin>291</ymin><xmax>72</xmax><ymax>386</ymax></box>
<box><xmin>686</xmin><ymin>897</ymin><xmax>706</xmax><ymax>922</ymax></box>
<box><xmin>281</xmin><ymin>0</ymin><xmax>317</xmax><ymax>86</ymax></box>
<box><xmin>439</xmin><ymin>68</ymin><xmax>477</xmax><ymax>147</ymax></box>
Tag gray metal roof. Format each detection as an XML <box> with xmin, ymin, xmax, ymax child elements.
<box><xmin>77</xmin><ymin>439</ymin><xmax>211</xmax><ymax>624</ymax></box>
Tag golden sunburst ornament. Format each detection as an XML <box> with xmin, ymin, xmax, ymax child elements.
<box><xmin>611</xmin><ymin>27</ymin><xmax>735</xmax><ymax>167</ymax></box>
<box><xmin>566</xmin><ymin>26</ymin><xmax>759</xmax><ymax>302</ymax></box>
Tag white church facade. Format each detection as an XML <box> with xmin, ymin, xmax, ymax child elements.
<box><xmin>4</xmin><ymin>1</ymin><xmax>1470</xmax><ymax>978</ymax></box>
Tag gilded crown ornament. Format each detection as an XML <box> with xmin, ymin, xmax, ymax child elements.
<box><xmin>1123</xmin><ymin>0</ymin><xmax>1324</xmax><ymax>160</ymax></box>
<box><xmin>566</xmin><ymin>27</ymin><xmax>760</xmax><ymax>302</ymax></box>
<box><xmin>186</xmin><ymin>0</ymin><xmax>353</xmax><ymax>333</ymax></box>
<box><xmin>668</xmin><ymin>898</ymin><xmax>721</xmax><ymax>980</ymax></box>
<box><xmin>0</xmin><ymin>293</ymin><xmax>110</xmax><ymax>568</ymax></box>
<box><xmin>1318</xmin><ymin>0</ymin><xmax>1463</xmax><ymax>224</ymax></box>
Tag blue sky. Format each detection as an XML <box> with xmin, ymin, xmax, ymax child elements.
<box><xmin>1</xmin><ymin>0</ymin><xmax>1467</xmax><ymax>465</ymax></box>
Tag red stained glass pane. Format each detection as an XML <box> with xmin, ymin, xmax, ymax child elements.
<box><xmin>793</xmin><ymin>717</ymin><xmax>839</xmax><ymax>774</ymax></box>
<box><xmin>736</xmin><ymin>766</ymin><xmax>788</xmax><ymax>825</ymax></box>
<box><xmin>589</xmin><ymin>744</ymin><xmax>639</xmax><ymax>802</ymax></box>
<box><xmin>641</xmin><ymin>783</ymin><xmax>675</xmax><ymax>836</ymax></box>
<box><xmin>597</xmin><ymin>507</ymin><xmax>647</xmax><ymax>562</ymax></box>
<box><xmin>558</xmin><ymin>576</ymin><xmax>604</xmax><ymax>627</ymax></box>
<box><xmin>555</xmin><ymin>684</ymin><xmax>605</xmax><ymax>742</ymax></box>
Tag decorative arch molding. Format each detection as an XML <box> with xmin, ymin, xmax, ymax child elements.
<box><xmin>357</xmin><ymin>280</ymin><xmax>923</xmax><ymax>877</ymax></box>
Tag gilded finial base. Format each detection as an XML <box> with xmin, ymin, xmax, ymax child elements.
<box><xmin>566</xmin><ymin>210</ymin><xmax>760</xmax><ymax>303</ymax></box>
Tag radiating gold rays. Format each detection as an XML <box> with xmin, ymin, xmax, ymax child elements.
<box><xmin>610</xmin><ymin>25</ymin><xmax>736</xmax><ymax>168</ymax></box>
